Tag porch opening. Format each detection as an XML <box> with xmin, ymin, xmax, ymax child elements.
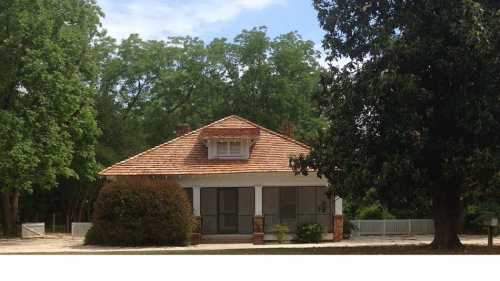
<box><xmin>200</xmin><ymin>187</ymin><xmax>254</xmax><ymax>235</ymax></box>
<box><xmin>263</xmin><ymin>187</ymin><xmax>332</xmax><ymax>233</ymax></box>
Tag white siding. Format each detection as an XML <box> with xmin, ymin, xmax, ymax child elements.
<box><xmin>174</xmin><ymin>171</ymin><xmax>328</xmax><ymax>188</ymax></box>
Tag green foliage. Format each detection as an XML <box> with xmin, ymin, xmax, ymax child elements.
<box><xmin>0</xmin><ymin>0</ymin><xmax>102</xmax><ymax>235</ymax></box>
<box><xmin>95</xmin><ymin>27</ymin><xmax>326</xmax><ymax>168</ymax></box>
<box><xmin>272</xmin><ymin>224</ymin><xmax>290</xmax><ymax>243</ymax></box>
<box><xmin>293</xmin><ymin>0</ymin><xmax>500</xmax><ymax>248</ymax></box>
<box><xmin>85</xmin><ymin>179</ymin><xmax>193</xmax><ymax>246</ymax></box>
<box><xmin>296</xmin><ymin>223</ymin><xmax>323</xmax><ymax>243</ymax></box>
<box><xmin>84</xmin><ymin>224</ymin><xmax>104</xmax><ymax>245</ymax></box>
<box><xmin>342</xmin><ymin>217</ymin><xmax>357</xmax><ymax>239</ymax></box>
<box><xmin>0</xmin><ymin>0</ymin><xmax>102</xmax><ymax>193</ymax></box>
<box><xmin>356</xmin><ymin>203</ymin><xmax>395</xmax><ymax>220</ymax></box>
<box><xmin>464</xmin><ymin>202</ymin><xmax>500</xmax><ymax>234</ymax></box>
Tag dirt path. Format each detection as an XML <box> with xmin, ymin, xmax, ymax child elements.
<box><xmin>0</xmin><ymin>234</ymin><xmax>498</xmax><ymax>254</ymax></box>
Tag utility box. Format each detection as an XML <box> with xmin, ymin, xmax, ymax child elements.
<box><xmin>71</xmin><ymin>222</ymin><xmax>92</xmax><ymax>238</ymax></box>
<box><xmin>21</xmin><ymin>223</ymin><xmax>45</xmax><ymax>238</ymax></box>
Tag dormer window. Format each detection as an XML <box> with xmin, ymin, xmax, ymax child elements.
<box><xmin>200</xmin><ymin>127</ymin><xmax>260</xmax><ymax>160</ymax></box>
<box><xmin>216</xmin><ymin>141</ymin><xmax>242</xmax><ymax>157</ymax></box>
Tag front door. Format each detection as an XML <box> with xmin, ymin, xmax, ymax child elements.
<box><xmin>218</xmin><ymin>188</ymin><xmax>238</xmax><ymax>234</ymax></box>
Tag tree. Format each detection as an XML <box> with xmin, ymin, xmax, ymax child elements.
<box><xmin>291</xmin><ymin>0</ymin><xmax>500</xmax><ymax>249</ymax></box>
<box><xmin>95</xmin><ymin>27</ymin><xmax>327</xmax><ymax>156</ymax></box>
<box><xmin>0</xmin><ymin>0</ymin><xmax>101</xmax><ymax>236</ymax></box>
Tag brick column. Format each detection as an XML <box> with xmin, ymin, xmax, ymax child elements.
<box><xmin>333</xmin><ymin>215</ymin><xmax>343</xmax><ymax>242</ymax></box>
<box><xmin>253</xmin><ymin>185</ymin><xmax>264</xmax><ymax>244</ymax></box>
<box><xmin>253</xmin><ymin>216</ymin><xmax>265</xmax><ymax>245</ymax></box>
<box><xmin>191</xmin><ymin>216</ymin><xmax>202</xmax><ymax>245</ymax></box>
<box><xmin>333</xmin><ymin>196</ymin><xmax>343</xmax><ymax>242</ymax></box>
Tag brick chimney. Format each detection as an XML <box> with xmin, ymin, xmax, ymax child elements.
<box><xmin>176</xmin><ymin>124</ymin><xmax>191</xmax><ymax>137</ymax></box>
<box><xmin>279</xmin><ymin>120</ymin><xmax>294</xmax><ymax>138</ymax></box>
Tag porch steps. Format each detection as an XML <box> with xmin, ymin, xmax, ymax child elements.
<box><xmin>201</xmin><ymin>234</ymin><xmax>253</xmax><ymax>244</ymax></box>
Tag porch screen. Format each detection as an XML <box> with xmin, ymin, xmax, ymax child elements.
<box><xmin>316</xmin><ymin>188</ymin><xmax>332</xmax><ymax>231</ymax></box>
<box><xmin>238</xmin><ymin>187</ymin><xmax>254</xmax><ymax>234</ymax></box>
<box><xmin>279</xmin><ymin>188</ymin><xmax>297</xmax><ymax>231</ymax></box>
<box><xmin>263</xmin><ymin>187</ymin><xmax>332</xmax><ymax>233</ymax></box>
<box><xmin>200</xmin><ymin>187</ymin><xmax>255</xmax><ymax>234</ymax></box>
<box><xmin>201</xmin><ymin>188</ymin><xmax>217</xmax><ymax>234</ymax></box>
<box><xmin>262</xmin><ymin>187</ymin><xmax>279</xmax><ymax>233</ymax></box>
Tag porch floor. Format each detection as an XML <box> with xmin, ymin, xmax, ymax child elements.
<box><xmin>201</xmin><ymin>234</ymin><xmax>253</xmax><ymax>244</ymax></box>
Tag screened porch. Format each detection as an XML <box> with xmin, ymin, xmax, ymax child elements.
<box><xmin>184</xmin><ymin>186</ymin><xmax>336</xmax><ymax>235</ymax></box>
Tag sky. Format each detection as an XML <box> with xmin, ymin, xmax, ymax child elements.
<box><xmin>96</xmin><ymin>0</ymin><xmax>327</xmax><ymax>55</ymax></box>
<box><xmin>94</xmin><ymin>0</ymin><xmax>350</xmax><ymax>67</ymax></box>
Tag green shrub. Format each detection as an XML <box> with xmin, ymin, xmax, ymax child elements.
<box><xmin>296</xmin><ymin>223</ymin><xmax>323</xmax><ymax>243</ymax></box>
<box><xmin>84</xmin><ymin>225</ymin><xmax>104</xmax><ymax>245</ymax></box>
<box><xmin>356</xmin><ymin>203</ymin><xmax>395</xmax><ymax>220</ymax></box>
<box><xmin>342</xmin><ymin>217</ymin><xmax>357</xmax><ymax>239</ymax></box>
<box><xmin>273</xmin><ymin>224</ymin><xmax>289</xmax><ymax>243</ymax></box>
<box><xmin>464</xmin><ymin>202</ymin><xmax>500</xmax><ymax>234</ymax></box>
<box><xmin>85</xmin><ymin>178</ymin><xmax>193</xmax><ymax>246</ymax></box>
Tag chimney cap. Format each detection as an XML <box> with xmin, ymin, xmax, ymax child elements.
<box><xmin>279</xmin><ymin>120</ymin><xmax>294</xmax><ymax>138</ymax></box>
<box><xmin>175</xmin><ymin>123</ymin><xmax>191</xmax><ymax>137</ymax></box>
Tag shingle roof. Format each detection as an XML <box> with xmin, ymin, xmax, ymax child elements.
<box><xmin>98</xmin><ymin>115</ymin><xmax>310</xmax><ymax>176</ymax></box>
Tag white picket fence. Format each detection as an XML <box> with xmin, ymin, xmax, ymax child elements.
<box><xmin>350</xmin><ymin>219</ymin><xmax>434</xmax><ymax>236</ymax></box>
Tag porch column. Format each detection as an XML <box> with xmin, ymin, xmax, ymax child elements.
<box><xmin>255</xmin><ymin>185</ymin><xmax>263</xmax><ymax>216</ymax></box>
<box><xmin>191</xmin><ymin>186</ymin><xmax>202</xmax><ymax>245</ymax></box>
<box><xmin>252</xmin><ymin>185</ymin><xmax>264</xmax><ymax>245</ymax></box>
<box><xmin>333</xmin><ymin>196</ymin><xmax>343</xmax><ymax>242</ymax></box>
<box><xmin>193</xmin><ymin>186</ymin><xmax>201</xmax><ymax>216</ymax></box>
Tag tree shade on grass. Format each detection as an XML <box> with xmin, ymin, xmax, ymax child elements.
<box><xmin>85</xmin><ymin>178</ymin><xmax>193</xmax><ymax>246</ymax></box>
<box><xmin>291</xmin><ymin>0</ymin><xmax>500</xmax><ymax>250</ymax></box>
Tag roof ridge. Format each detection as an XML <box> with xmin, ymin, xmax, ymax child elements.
<box><xmin>229</xmin><ymin>115</ymin><xmax>311</xmax><ymax>150</ymax></box>
<box><xmin>98</xmin><ymin>115</ymin><xmax>235</xmax><ymax>175</ymax></box>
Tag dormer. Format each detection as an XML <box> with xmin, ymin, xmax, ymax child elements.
<box><xmin>200</xmin><ymin>127</ymin><xmax>260</xmax><ymax>160</ymax></box>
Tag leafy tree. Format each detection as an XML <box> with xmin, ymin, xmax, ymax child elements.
<box><xmin>96</xmin><ymin>27</ymin><xmax>326</xmax><ymax>161</ymax></box>
<box><xmin>0</xmin><ymin>0</ymin><xmax>101</xmax><ymax>235</ymax></box>
<box><xmin>292</xmin><ymin>0</ymin><xmax>500</xmax><ymax>249</ymax></box>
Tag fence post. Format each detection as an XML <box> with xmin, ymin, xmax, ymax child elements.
<box><xmin>408</xmin><ymin>219</ymin><xmax>411</xmax><ymax>236</ymax></box>
<box><xmin>358</xmin><ymin>220</ymin><xmax>361</xmax><ymax>236</ymax></box>
<box><xmin>383</xmin><ymin>220</ymin><xmax>386</xmax><ymax>236</ymax></box>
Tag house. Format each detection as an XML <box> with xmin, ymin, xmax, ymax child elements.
<box><xmin>98</xmin><ymin>115</ymin><xmax>343</xmax><ymax>244</ymax></box>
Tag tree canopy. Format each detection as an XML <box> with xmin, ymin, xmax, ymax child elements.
<box><xmin>292</xmin><ymin>0</ymin><xmax>500</xmax><ymax>249</ymax></box>
<box><xmin>95</xmin><ymin>27</ymin><xmax>326</xmax><ymax>166</ymax></box>
<box><xmin>0</xmin><ymin>0</ymin><xmax>102</xmax><ymax>235</ymax></box>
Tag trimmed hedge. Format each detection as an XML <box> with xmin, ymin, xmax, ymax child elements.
<box><xmin>85</xmin><ymin>178</ymin><xmax>193</xmax><ymax>246</ymax></box>
<box><xmin>296</xmin><ymin>223</ymin><xmax>323</xmax><ymax>243</ymax></box>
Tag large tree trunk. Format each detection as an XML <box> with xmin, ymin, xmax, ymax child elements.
<box><xmin>1</xmin><ymin>191</ymin><xmax>19</xmax><ymax>237</ymax></box>
<box><xmin>430</xmin><ymin>189</ymin><xmax>463</xmax><ymax>250</ymax></box>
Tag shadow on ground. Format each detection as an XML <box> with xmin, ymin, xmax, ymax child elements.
<box><xmin>5</xmin><ymin>245</ymin><xmax>500</xmax><ymax>255</ymax></box>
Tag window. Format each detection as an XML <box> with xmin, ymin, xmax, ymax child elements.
<box><xmin>216</xmin><ymin>141</ymin><xmax>241</xmax><ymax>157</ymax></box>
<box><xmin>230</xmin><ymin>142</ymin><xmax>241</xmax><ymax>155</ymax></box>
